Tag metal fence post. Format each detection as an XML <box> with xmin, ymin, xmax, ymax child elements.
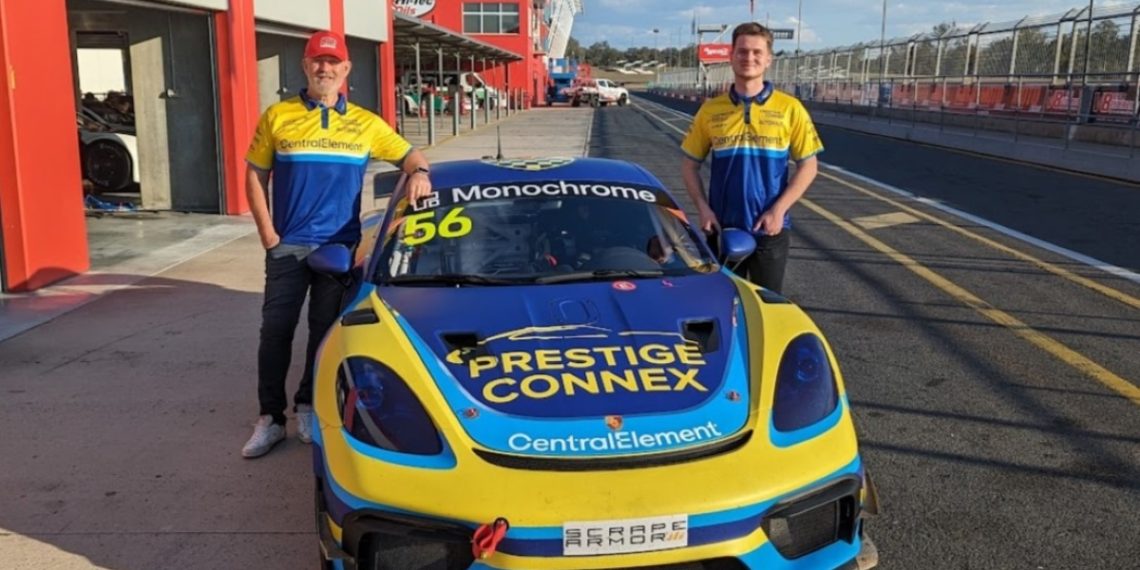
<box><xmin>452</xmin><ymin>94</ymin><xmax>460</xmax><ymax>136</ymax></box>
<box><xmin>427</xmin><ymin>93</ymin><xmax>436</xmax><ymax>146</ymax></box>
<box><xmin>470</xmin><ymin>90</ymin><xmax>477</xmax><ymax>130</ymax></box>
<box><xmin>1014</xmin><ymin>75</ymin><xmax>1023</xmax><ymax>142</ymax></box>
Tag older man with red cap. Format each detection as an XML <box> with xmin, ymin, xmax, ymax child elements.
<box><xmin>241</xmin><ymin>30</ymin><xmax>432</xmax><ymax>458</ymax></box>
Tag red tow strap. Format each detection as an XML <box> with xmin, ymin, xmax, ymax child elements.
<box><xmin>471</xmin><ymin>517</ymin><xmax>509</xmax><ymax>560</ymax></box>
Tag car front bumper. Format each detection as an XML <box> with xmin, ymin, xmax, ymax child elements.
<box><xmin>313</xmin><ymin>425</ymin><xmax>877</xmax><ymax>570</ymax></box>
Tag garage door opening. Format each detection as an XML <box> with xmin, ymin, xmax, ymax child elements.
<box><xmin>68</xmin><ymin>0</ymin><xmax>223</xmax><ymax>213</ymax></box>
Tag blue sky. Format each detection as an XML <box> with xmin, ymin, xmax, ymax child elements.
<box><xmin>571</xmin><ymin>0</ymin><xmax>1113</xmax><ymax>51</ymax></box>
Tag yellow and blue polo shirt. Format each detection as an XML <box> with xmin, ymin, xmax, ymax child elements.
<box><xmin>681</xmin><ymin>83</ymin><xmax>822</xmax><ymax>234</ymax></box>
<box><xmin>247</xmin><ymin>89</ymin><xmax>412</xmax><ymax>245</ymax></box>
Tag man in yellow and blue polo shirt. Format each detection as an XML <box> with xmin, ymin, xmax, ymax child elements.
<box><xmin>681</xmin><ymin>22</ymin><xmax>822</xmax><ymax>294</ymax></box>
<box><xmin>241</xmin><ymin>30</ymin><xmax>433</xmax><ymax>458</ymax></box>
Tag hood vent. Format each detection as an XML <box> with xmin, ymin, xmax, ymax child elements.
<box><xmin>682</xmin><ymin>319</ymin><xmax>719</xmax><ymax>353</ymax></box>
<box><xmin>442</xmin><ymin>332</ymin><xmax>486</xmax><ymax>363</ymax></box>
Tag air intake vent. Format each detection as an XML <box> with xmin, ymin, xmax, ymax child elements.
<box><xmin>682</xmin><ymin>319</ymin><xmax>719</xmax><ymax>353</ymax></box>
<box><xmin>441</xmin><ymin>332</ymin><xmax>485</xmax><ymax>362</ymax></box>
<box><xmin>341</xmin><ymin>309</ymin><xmax>379</xmax><ymax>326</ymax></box>
<box><xmin>761</xmin><ymin>477</ymin><xmax>860</xmax><ymax>559</ymax></box>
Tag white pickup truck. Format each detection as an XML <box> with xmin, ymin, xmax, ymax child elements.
<box><xmin>570</xmin><ymin>78</ymin><xmax>630</xmax><ymax>107</ymax></box>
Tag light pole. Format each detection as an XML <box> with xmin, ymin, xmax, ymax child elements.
<box><xmin>879</xmin><ymin>0</ymin><xmax>888</xmax><ymax>105</ymax></box>
<box><xmin>796</xmin><ymin>0</ymin><xmax>803</xmax><ymax>55</ymax></box>
<box><xmin>653</xmin><ymin>28</ymin><xmax>659</xmax><ymax>65</ymax></box>
<box><xmin>794</xmin><ymin>0</ymin><xmax>803</xmax><ymax>89</ymax></box>
<box><xmin>1081</xmin><ymin>0</ymin><xmax>1094</xmax><ymax>89</ymax></box>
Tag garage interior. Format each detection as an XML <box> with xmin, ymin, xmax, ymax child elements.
<box><xmin>69</xmin><ymin>0</ymin><xmax>223</xmax><ymax>214</ymax></box>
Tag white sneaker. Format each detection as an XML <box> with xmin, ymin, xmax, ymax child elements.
<box><xmin>242</xmin><ymin>415</ymin><xmax>286</xmax><ymax>458</ymax></box>
<box><xmin>296</xmin><ymin>404</ymin><xmax>314</xmax><ymax>444</ymax></box>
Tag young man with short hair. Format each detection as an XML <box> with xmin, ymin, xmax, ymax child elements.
<box><xmin>680</xmin><ymin>22</ymin><xmax>822</xmax><ymax>293</ymax></box>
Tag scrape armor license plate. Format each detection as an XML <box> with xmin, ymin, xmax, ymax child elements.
<box><xmin>562</xmin><ymin>514</ymin><xmax>688</xmax><ymax>556</ymax></box>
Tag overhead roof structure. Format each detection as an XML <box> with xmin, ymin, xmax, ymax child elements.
<box><xmin>392</xmin><ymin>13</ymin><xmax>523</xmax><ymax>65</ymax></box>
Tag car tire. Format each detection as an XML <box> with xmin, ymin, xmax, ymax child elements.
<box><xmin>82</xmin><ymin>139</ymin><xmax>133</xmax><ymax>191</ymax></box>
<box><xmin>571</xmin><ymin>98</ymin><xmax>581</xmax><ymax>107</ymax></box>
<box><xmin>619</xmin><ymin>95</ymin><xmax>628</xmax><ymax>106</ymax></box>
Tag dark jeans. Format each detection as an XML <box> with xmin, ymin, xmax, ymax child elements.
<box><xmin>711</xmin><ymin>230</ymin><xmax>792</xmax><ymax>293</ymax></box>
<box><xmin>257</xmin><ymin>244</ymin><xmax>343</xmax><ymax>425</ymax></box>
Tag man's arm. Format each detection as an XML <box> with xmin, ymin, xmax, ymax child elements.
<box><xmin>245</xmin><ymin>166</ymin><xmax>278</xmax><ymax>249</ymax></box>
<box><xmin>681</xmin><ymin>157</ymin><xmax>718</xmax><ymax>233</ymax></box>
<box><xmin>398</xmin><ymin>148</ymin><xmax>432</xmax><ymax>204</ymax></box>
<box><xmin>754</xmin><ymin>156</ymin><xmax>818</xmax><ymax>236</ymax></box>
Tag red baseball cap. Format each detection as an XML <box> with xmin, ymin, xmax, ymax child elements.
<box><xmin>304</xmin><ymin>30</ymin><xmax>348</xmax><ymax>61</ymax></box>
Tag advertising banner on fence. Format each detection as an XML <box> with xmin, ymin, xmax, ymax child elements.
<box><xmin>1093</xmin><ymin>91</ymin><xmax>1135</xmax><ymax>121</ymax></box>
<box><xmin>1044</xmin><ymin>88</ymin><xmax>1081</xmax><ymax>115</ymax></box>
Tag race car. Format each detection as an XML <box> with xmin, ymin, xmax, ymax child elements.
<box><xmin>78</xmin><ymin>105</ymin><xmax>139</xmax><ymax>192</ymax></box>
<box><xmin>309</xmin><ymin>156</ymin><xmax>879</xmax><ymax>570</ymax></box>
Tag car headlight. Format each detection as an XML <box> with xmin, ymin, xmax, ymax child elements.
<box><xmin>336</xmin><ymin>357</ymin><xmax>443</xmax><ymax>455</ymax></box>
<box><xmin>772</xmin><ymin>334</ymin><xmax>839</xmax><ymax>432</ymax></box>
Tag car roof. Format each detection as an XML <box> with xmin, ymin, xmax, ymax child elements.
<box><xmin>427</xmin><ymin>157</ymin><xmax>667</xmax><ymax>191</ymax></box>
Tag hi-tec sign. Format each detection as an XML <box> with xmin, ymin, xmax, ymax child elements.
<box><xmin>393</xmin><ymin>0</ymin><xmax>436</xmax><ymax>17</ymax></box>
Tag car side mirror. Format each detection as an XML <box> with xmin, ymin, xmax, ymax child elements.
<box><xmin>373</xmin><ymin>170</ymin><xmax>405</xmax><ymax>200</ymax></box>
<box><xmin>308</xmin><ymin>244</ymin><xmax>352</xmax><ymax>276</ymax></box>
<box><xmin>720</xmin><ymin>229</ymin><xmax>756</xmax><ymax>263</ymax></box>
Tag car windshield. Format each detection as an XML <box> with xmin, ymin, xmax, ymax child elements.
<box><xmin>375</xmin><ymin>181</ymin><xmax>717</xmax><ymax>285</ymax></box>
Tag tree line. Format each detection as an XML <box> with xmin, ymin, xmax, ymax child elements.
<box><xmin>565</xmin><ymin>37</ymin><xmax>700</xmax><ymax>68</ymax></box>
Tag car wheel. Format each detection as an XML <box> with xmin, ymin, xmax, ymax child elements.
<box><xmin>571</xmin><ymin>98</ymin><xmax>581</xmax><ymax>107</ymax></box>
<box><xmin>619</xmin><ymin>95</ymin><xmax>628</xmax><ymax>106</ymax></box>
<box><xmin>83</xmin><ymin>139</ymin><xmax>133</xmax><ymax>191</ymax></box>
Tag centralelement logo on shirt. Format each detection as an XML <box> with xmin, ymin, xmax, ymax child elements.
<box><xmin>278</xmin><ymin>138</ymin><xmax>366</xmax><ymax>153</ymax></box>
<box><xmin>711</xmin><ymin>132</ymin><xmax>783</xmax><ymax>148</ymax></box>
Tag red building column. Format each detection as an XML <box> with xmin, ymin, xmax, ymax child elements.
<box><xmin>214</xmin><ymin>0</ymin><xmax>258</xmax><ymax>215</ymax></box>
<box><xmin>328</xmin><ymin>0</ymin><xmax>348</xmax><ymax>97</ymax></box>
<box><xmin>0</xmin><ymin>0</ymin><xmax>88</xmax><ymax>291</ymax></box>
<box><xmin>378</xmin><ymin>2</ymin><xmax>396</xmax><ymax>126</ymax></box>
<box><xmin>329</xmin><ymin>0</ymin><xmax>345</xmax><ymax>35</ymax></box>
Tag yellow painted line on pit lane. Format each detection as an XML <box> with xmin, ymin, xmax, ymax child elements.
<box><xmin>799</xmin><ymin>197</ymin><xmax>1140</xmax><ymax>407</ymax></box>
<box><xmin>633</xmin><ymin>96</ymin><xmax>1140</xmax><ymax>408</ymax></box>
<box><xmin>815</xmin><ymin>169</ymin><xmax>1140</xmax><ymax>312</ymax></box>
<box><xmin>634</xmin><ymin>94</ymin><xmax>1140</xmax><ymax>313</ymax></box>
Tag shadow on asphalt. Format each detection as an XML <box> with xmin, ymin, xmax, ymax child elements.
<box><xmin>1</xmin><ymin>268</ymin><xmax>315</xmax><ymax>569</ymax></box>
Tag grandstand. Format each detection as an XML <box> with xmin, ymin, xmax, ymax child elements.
<box><xmin>545</xmin><ymin>0</ymin><xmax>583</xmax><ymax>59</ymax></box>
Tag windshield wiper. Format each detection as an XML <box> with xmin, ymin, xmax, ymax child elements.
<box><xmin>536</xmin><ymin>269</ymin><xmax>663</xmax><ymax>284</ymax></box>
<box><xmin>386</xmin><ymin>274</ymin><xmax>523</xmax><ymax>286</ymax></box>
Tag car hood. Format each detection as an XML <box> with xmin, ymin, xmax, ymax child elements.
<box><xmin>379</xmin><ymin>272</ymin><xmax>753</xmax><ymax>458</ymax></box>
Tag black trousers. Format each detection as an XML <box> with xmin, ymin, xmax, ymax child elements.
<box><xmin>257</xmin><ymin>244</ymin><xmax>343</xmax><ymax>425</ymax></box>
<box><xmin>711</xmin><ymin>230</ymin><xmax>792</xmax><ymax>293</ymax></box>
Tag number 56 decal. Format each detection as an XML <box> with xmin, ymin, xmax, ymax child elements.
<box><xmin>403</xmin><ymin>207</ymin><xmax>474</xmax><ymax>246</ymax></box>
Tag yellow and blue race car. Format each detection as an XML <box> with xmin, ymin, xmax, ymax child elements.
<box><xmin>309</xmin><ymin>157</ymin><xmax>879</xmax><ymax>570</ymax></box>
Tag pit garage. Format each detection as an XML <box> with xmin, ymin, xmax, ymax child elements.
<box><xmin>0</xmin><ymin>0</ymin><xmax>395</xmax><ymax>292</ymax></box>
<box><xmin>68</xmin><ymin>0</ymin><xmax>223</xmax><ymax>213</ymax></box>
